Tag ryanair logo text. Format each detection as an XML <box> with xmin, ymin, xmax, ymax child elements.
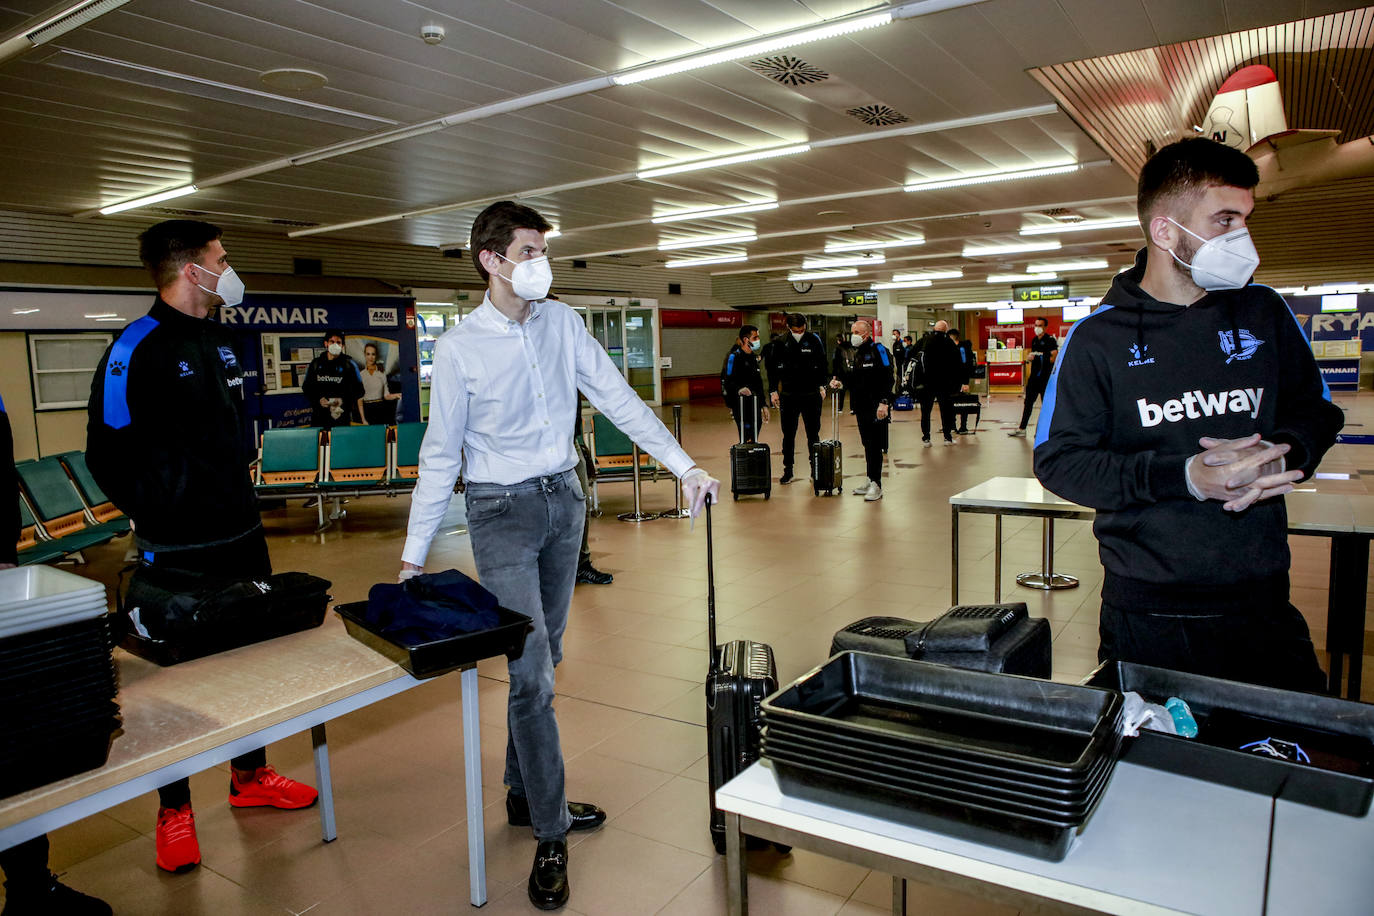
<box><xmin>1137</xmin><ymin>387</ymin><xmax>1263</xmax><ymax>427</ymax></box>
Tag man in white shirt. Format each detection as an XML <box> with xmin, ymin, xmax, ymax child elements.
<box><xmin>398</xmin><ymin>201</ymin><xmax>719</xmax><ymax>911</ymax></box>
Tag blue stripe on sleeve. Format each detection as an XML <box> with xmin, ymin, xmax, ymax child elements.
<box><xmin>877</xmin><ymin>344</ymin><xmax>890</xmax><ymax>367</ymax></box>
<box><xmin>102</xmin><ymin>316</ymin><xmax>159</xmax><ymax>430</ymax></box>
<box><xmin>1034</xmin><ymin>305</ymin><xmax>1112</xmax><ymax>449</ymax></box>
<box><xmin>1258</xmin><ymin>285</ymin><xmax>1332</xmax><ymax>402</ymax></box>
<box><xmin>726</xmin><ymin>352</ymin><xmax>736</xmax><ymax>374</ymax></box>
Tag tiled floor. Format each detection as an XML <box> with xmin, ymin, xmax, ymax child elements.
<box><xmin>8</xmin><ymin>389</ymin><xmax>1374</xmax><ymax>915</ymax></box>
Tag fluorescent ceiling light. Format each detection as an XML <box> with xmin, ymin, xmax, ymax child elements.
<box><xmin>638</xmin><ymin>144</ymin><xmax>810</xmax><ymax>180</ymax></box>
<box><xmin>612</xmin><ymin>11</ymin><xmax>892</xmax><ymax>86</ymax></box>
<box><xmin>894</xmin><ymin>269</ymin><xmax>963</xmax><ymax>281</ymax></box>
<box><xmin>658</xmin><ymin>232</ymin><xmax>756</xmax><ymax>251</ymax></box>
<box><xmin>665</xmin><ymin>252</ymin><xmax>748</xmax><ymax>268</ymax></box>
<box><xmin>1027</xmin><ymin>259</ymin><xmax>1108</xmax><ymax>273</ymax></box>
<box><xmin>963</xmin><ymin>240</ymin><xmax>1062</xmax><ymax>257</ymax></box>
<box><xmin>1286</xmin><ymin>283</ymin><xmax>1373</xmax><ymax>296</ymax></box>
<box><xmin>83</xmin><ymin>312</ymin><xmax>118</xmax><ymax>319</ymax></box>
<box><xmin>802</xmin><ymin>254</ymin><xmax>885</xmax><ymax>269</ymax></box>
<box><xmin>95</xmin><ymin>316</ymin><xmax>126</xmax><ymax>322</ymax></box>
<box><xmin>652</xmin><ymin>201</ymin><xmax>778</xmax><ymax>224</ymax></box>
<box><xmin>98</xmin><ymin>184</ymin><xmax>198</xmax><ymax>215</ymax></box>
<box><xmin>824</xmin><ymin>236</ymin><xmax>925</xmax><ymax>253</ymax></box>
<box><xmin>870</xmin><ymin>280</ymin><xmax>932</xmax><ymax>290</ymax></box>
<box><xmin>987</xmin><ymin>273</ymin><xmax>1057</xmax><ymax>283</ymax></box>
<box><xmin>952</xmin><ymin>301</ymin><xmax>1005</xmax><ymax>310</ymax></box>
<box><xmin>11</xmin><ymin>308</ymin><xmax>40</xmax><ymax>315</ymax></box>
<box><xmin>905</xmin><ymin>163</ymin><xmax>1078</xmax><ymax>193</ymax></box>
<box><xmin>788</xmin><ymin>268</ymin><xmax>858</xmax><ymax>281</ymax></box>
<box><xmin>21</xmin><ymin>0</ymin><xmax>131</xmax><ymax>46</ymax></box>
<box><xmin>1020</xmin><ymin>216</ymin><xmax>1139</xmax><ymax>235</ymax></box>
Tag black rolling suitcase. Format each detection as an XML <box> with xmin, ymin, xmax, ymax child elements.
<box><xmin>703</xmin><ymin>496</ymin><xmax>787</xmax><ymax>855</ymax></box>
<box><xmin>950</xmin><ymin>393</ymin><xmax>982</xmax><ymax>431</ymax></box>
<box><xmin>729</xmin><ymin>394</ymin><xmax>771</xmax><ymax>500</ymax></box>
<box><xmin>829</xmin><ymin>602</ymin><xmax>1051</xmax><ymax>679</ymax></box>
<box><xmin>810</xmin><ymin>391</ymin><xmax>842</xmax><ymax>496</ymax></box>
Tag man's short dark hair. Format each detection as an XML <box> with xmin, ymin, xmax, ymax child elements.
<box><xmin>739</xmin><ymin>324</ymin><xmax>758</xmax><ymax>341</ymax></box>
<box><xmin>785</xmin><ymin>313</ymin><xmax>806</xmax><ymax>329</ymax></box>
<box><xmin>904</xmin><ymin>334</ymin><xmax>915</xmax><ymax>343</ymax></box>
<box><xmin>138</xmin><ymin>219</ymin><xmax>222</xmax><ymax>289</ymax></box>
<box><xmin>1137</xmin><ymin>137</ymin><xmax>1260</xmax><ymax>234</ymax></box>
<box><xmin>946</xmin><ymin>329</ymin><xmax>959</xmax><ymax>340</ymax></box>
<box><xmin>323</xmin><ymin>328</ymin><xmax>344</xmax><ymax>342</ymax></box>
<box><xmin>469</xmin><ymin>201</ymin><xmax>553</xmax><ymax>283</ymax></box>
<box><xmin>1034</xmin><ymin>316</ymin><xmax>1049</xmax><ymax>327</ymax></box>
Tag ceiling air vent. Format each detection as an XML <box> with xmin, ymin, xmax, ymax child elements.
<box><xmin>748</xmin><ymin>55</ymin><xmax>830</xmax><ymax>86</ymax></box>
<box><xmin>147</xmin><ymin>207</ymin><xmax>211</xmax><ymax>217</ymax></box>
<box><xmin>1039</xmin><ymin>208</ymin><xmax>1084</xmax><ymax>223</ymax></box>
<box><xmin>846</xmin><ymin>104</ymin><xmax>909</xmax><ymax>127</ymax></box>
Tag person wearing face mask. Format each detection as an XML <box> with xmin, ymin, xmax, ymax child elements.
<box><xmin>829</xmin><ymin>321</ymin><xmax>892</xmax><ymax>501</ymax></box>
<box><xmin>1034</xmin><ymin>138</ymin><xmax>1343</xmax><ymax>691</ymax></box>
<box><xmin>768</xmin><ymin>314</ymin><xmax>829</xmax><ymax>484</ymax></box>
<box><xmin>87</xmin><ymin>220</ymin><xmax>318</xmax><ymax>876</ymax></box>
<box><xmin>831</xmin><ymin>333</ymin><xmax>856</xmax><ymax>413</ymax></box>
<box><xmin>397</xmin><ymin>201</ymin><xmax>719</xmax><ymax>911</ymax></box>
<box><xmin>302</xmin><ymin>329</ymin><xmax>364</xmax><ymax>428</ymax></box>
<box><xmin>721</xmin><ymin>325</ymin><xmax>770</xmax><ymax>442</ymax></box>
<box><xmin>1008</xmin><ymin>317</ymin><xmax>1057</xmax><ymax>437</ymax></box>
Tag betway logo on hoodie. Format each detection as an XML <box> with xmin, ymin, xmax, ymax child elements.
<box><xmin>1137</xmin><ymin>388</ymin><xmax>1263</xmax><ymax>427</ymax></box>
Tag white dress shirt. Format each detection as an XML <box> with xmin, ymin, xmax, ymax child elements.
<box><xmin>402</xmin><ymin>294</ymin><xmax>694</xmax><ymax>566</ymax></box>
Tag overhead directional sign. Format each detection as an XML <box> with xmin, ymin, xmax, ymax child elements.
<box><xmin>843</xmin><ymin>289</ymin><xmax>878</xmax><ymax>306</ymax></box>
<box><xmin>1012</xmin><ymin>281</ymin><xmax>1068</xmax><ymax>302</ymax></box>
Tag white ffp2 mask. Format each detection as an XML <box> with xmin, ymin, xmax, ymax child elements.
<box><xmin>193</xmin><ymin>263</ymin><xmax>245</xmax><ymax>306</ymax></box>
<box><xmin>493</xmin><ymin>252</ymin><xmax>553</xmax><ymax>301</ymax></box>
<box><xmin>850</xmin><ymin>334</ymin><xmax>865</xmax><ymax>348</ymax></box>
<box><xmin>1165</xmin><ymin>218</ymin><xmax>1260</xmax><ymax>291</ymax></box>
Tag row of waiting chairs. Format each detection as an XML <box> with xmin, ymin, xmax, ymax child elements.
<box><xmin>253</xmin><ymin>423</ymin><xmax>426</xmax><ymax>530</ymax></box>
<box><xmin>16</xmin><ymin>452</ymin><xmax>131</xmax><ymax>566</ymax></box>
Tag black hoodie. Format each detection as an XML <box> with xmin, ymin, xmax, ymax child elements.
<box><xmin>1033</xmin><ymin>248</ymin><xmax>1343</xmax><ymax>609</ymax></box>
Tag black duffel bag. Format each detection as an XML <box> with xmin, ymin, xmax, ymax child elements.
<box><xmin>829</xmin><ymin>603</ymin><xmax>1051</xmax><ymax>679</ymax></box>
<box><xmin>118</xmin><ymin>565</ymin><xmax>331</xmax><ymax>665</ymax></box>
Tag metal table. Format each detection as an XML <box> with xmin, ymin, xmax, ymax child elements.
<box><xmin>718</xmin><ymin>760</ymin><xmax>1293</xmax><ymax>916</ymax></box>
<box><xmin>0</xmin><ymin>617</ymin><xmax>491</xmax><ymax>908</ymax></box>
<box><xmin>948</xmin><ymin>476</ymin><xmax>1094</xmax><ymax>605</ymax></box>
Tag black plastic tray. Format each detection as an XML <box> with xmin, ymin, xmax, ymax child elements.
<box><xmin>767</xmin><ymin>757</ymin><xmax>1086</xmax><ymax>862</ymax></box>
<box><xmin>0</xmin><ymin>720</ymin><xmax>120</xmax><ymax>799</ymax></box>
<box><xmin>0</xmin><ymin>616</ymin><xmax>111</xmax><ymax>662</ymax></box>
<box><xmin>762</xmin><ymin>726</ymin><xmax>1117</xmax><ymax>810</ymax></box>
<box><xmin>119</xmin><ymin>597</ymin><xmax>329</xmax><ymax>667</ymax></box>
<box><xmin>764</xmin><ymin>715</ymin><xmax>1120</xmax><ymax>793</ymax></box>
<box><xmin>1087</xmin><ymin>661</ymin><xmax>1374</xmax><ymax>816</ymax></box>
<box><xmin>334</xmin><ymin>601</ymin><xmax>532</xmax><ymax>679</ymax></box>
<box><xmin>765</xmin><ymin>652</ymin><xmax>1122</xmax><ymax>775</ymax></box>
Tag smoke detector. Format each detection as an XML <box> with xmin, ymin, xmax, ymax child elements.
<box><xmin>420</xmin><ymin>24</ymin><xmax>445</xmax><ymax>45</ymax></box>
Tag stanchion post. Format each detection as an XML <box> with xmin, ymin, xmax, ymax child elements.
<box><xmin>618</xmin><ymin>444</ymin><xmax>656</xmax><ymax>522</ymax></box>
<box><xmin>657</xmin><ymin>403</ymin><xmax>691</xmax><ymax>519</ymax></box>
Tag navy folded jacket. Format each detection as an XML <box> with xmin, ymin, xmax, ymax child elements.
<box><xmin>365</xmin><ymin>569</ymin><xmax>501</xmax><ymax>643</ymax></box>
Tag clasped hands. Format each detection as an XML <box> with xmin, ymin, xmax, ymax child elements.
<box><xmin>1185</xmin><ymin>433</ymin><xmax>1302</xmax><ymax>512</ymax></box>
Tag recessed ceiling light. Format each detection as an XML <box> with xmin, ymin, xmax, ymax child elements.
<box><xmin>259</xmin><ymin>69</ymin><xmax>328</xmax><ymax>92</ymax></box>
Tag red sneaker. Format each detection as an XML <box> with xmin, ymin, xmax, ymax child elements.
<box><xmin>155</xmin><ymin>804</ymin><xmax>201</xmax><ymax>873</ymax></box>
<box><xmin>228</xmin><ymin>765</ymin><xmax>319</xmax><ymax>809</ymax></box>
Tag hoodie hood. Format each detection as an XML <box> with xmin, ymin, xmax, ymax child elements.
<box><xmin>1103</xmin><ymin>247</ymin><xmax>1245</xmax><ymax>358</ymax></box>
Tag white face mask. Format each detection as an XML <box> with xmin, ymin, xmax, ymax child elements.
<box><xmin>747</xmin><ymin>337</ymin><xmax>761</xmax><ymax>353</ymax></box>
<box><xmin>193</xmin><ymin>263</ymin><xmax>244</xmax><ymax>307</ymax></box>
<box><xmin>1164</xmin><ymin>217</ymin><xmax>1260</xmax><ymax>291</ymax></box>
<box><xmin>790</xmin><ymin>331</ymin><xmax>803</xmax><ymax>343</ymax></box>
<box><xmin>1034</xmin><ymin>326</ymin><xmax>1045</xmax><ymax>336</ymax></box>
<box><xmin>850</xmin><ymin>333</ymin><xmax>865</xmax><ymax>348</ymax></box>
<box><xmin>327</xmin><ymin>342</ymin><xmax>343</xmax><ymax>356</ymax></box>
<box><xmin>492</xmin><ymin>251</ymin><xmax>553</xmax><ymax>301</ymax></box>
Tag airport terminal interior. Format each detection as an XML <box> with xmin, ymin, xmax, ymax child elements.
<box><xmin>2</xmin><ymin>0</ymin><xmax>1374</xmax><ymax>914</ymax></box>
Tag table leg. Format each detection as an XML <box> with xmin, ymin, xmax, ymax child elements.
<box><xmin>1015</xmin><ymin>518</ymin><xmax>1079</xmax><ymax>591</ymax></box>
<box><xmin>725</xmin><ymin>811</ymin><xmax>748</xmax><ymax>916</ymax></box>
<box><xmin>460</xmin><ymin>666</ymin><xmax>487</xmax><ymax>907</ymax></box>
<box><xmin>310</xmin><ymin>724</ymin><xmax>337</xmax><ymax>842</ymax></box>
<box><xmin>994</xmin><ymin>514</ymin><xmax>1002</xmax><ymax>603</ymax></box>
<box><xmin>892</xmin><ymin>876</ymin><xmax>908</xmax><ymax>915</ymax></box>
<box><xmin>951</xmin><ymin>506</ymin><xmax>960</xmax><ymax>606</ymax></box>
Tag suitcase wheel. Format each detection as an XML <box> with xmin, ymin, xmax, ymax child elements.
<box><xmin>733</xmin><ymin>492</ymin><xmax>740</xmax><ymax>501</ymax></box>
<box><xmin>713</xmin><ymin>836</ymin><xmax>727</xmax><ymax>855</ymax></box>
<box><xmin>764</xmin><ymin>489</ymin><xmax>770</xmax><ymax>500</ymax></box>
<box><xmin>773</xmin><ymin>843</ymin><xmax>792</xmax><ymax>854</ymax></box>
<box><xmin>813</xmin><ymin>487</ymin><xmax>820</xmax><ymax>496</ymax></box>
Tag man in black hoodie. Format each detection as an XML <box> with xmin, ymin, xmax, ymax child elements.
<box><xmin>1034</xmin><ymin>138</ymin><xmax>1343</xmax><ymax>691</ymax></box>
<box><xmin>720</xmin><ymin>325</ymin><xmax>768</xmax><ymax>442</ymax></box>
<box><xmin>768</xmin><ymin>314</ymin><xmax>828</xmax><ymax>483</ymax></box>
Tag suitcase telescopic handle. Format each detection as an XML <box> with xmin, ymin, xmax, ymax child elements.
<box><xmin>738</xmin><ymin>392</ymin><xmax>749</xmax><ymax>445</ymax></box>
<box><xmin>705</xmin><ymin>493</ymin><xmax>718</xmax><ymax>674</ymax></box>
<box><xmin>831</xmin><ymin>386</ymin><xmax>840</xmax><ymax>439</ymax></box>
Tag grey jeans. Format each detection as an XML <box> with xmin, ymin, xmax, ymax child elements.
<box><xmin>464</xmin><ymin>469</ymin><xmax>585</xmax><ymax>841</ymax></box>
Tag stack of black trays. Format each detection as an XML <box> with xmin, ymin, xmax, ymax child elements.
<box><xmin>0</xmin><ymin>567</ymin><xmax>121</xmax><ymax>798</ymax></box>
<box><xmin>761</xmin><ymin>651</ymin><xmax>1123</xmax><ymax>861</ymax></box>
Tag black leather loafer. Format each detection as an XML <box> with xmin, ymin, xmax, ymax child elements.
<box><xmin>507</xmin><ymin>793</ymin><xmax>607</xmax><ymax>832</ymax></box>
<box><xmin>528</xmin><ymin>839</ymin><xmax>569</xmax><ymax>911</ymax></box>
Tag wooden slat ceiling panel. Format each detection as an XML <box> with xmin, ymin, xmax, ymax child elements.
<box><xmin>1032</xmin><ymin>6</ymin><xmax>1374</xmax><ymax>176</ymax></box>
